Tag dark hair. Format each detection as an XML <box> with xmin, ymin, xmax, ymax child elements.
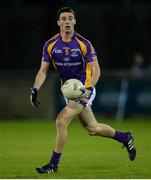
<box><xmin>57</xmin><ymin>7</ymin><xmax>76</xmax><ymax>20</ymax></box>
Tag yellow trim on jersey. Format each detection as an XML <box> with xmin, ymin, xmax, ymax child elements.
<box><xmin>62</xmin><ymin>38</ymin><xmax>72</xmax><ymax>42</ymax></box>
<box><xmin>47</xmin><ymin>39</ymin><xmax>58</xmax><ymax>55</ymax></box>
<box><xmin>80</xmin><ymin>97</ymin><xmax>89</xmax><ymax>103</ymax></box>
<box><xmin>76</xmin><ymin>33</ymin><xmax>93</xmax><ymax>47</ymax></box>
<box><xmin>85</xmin><ymin>62</ymin><xmax>92</xmax><ymax>88</ymax></box>
<box><xmin>76</xmin><ymin>33</ymin><xmax>97</xmax><ymax>57</ymax></box>
<box><xmin>44</xmin><ymin>34</ymin><xmax>59</xmax><ymax>47</ymax></box>
<box><xmin>76</xmin><ymin>33</ymin><xmax>89</xmax><ymax>41</ymax></box>
<box><xmin>76</xmin><ymin>38</ymin><xmax>87</xmax><ymax>56</ymax></box>
<box><xmin>49</xmin><ymin>33</ymin><xmax>59</xmax><ymax>41</ymax></box>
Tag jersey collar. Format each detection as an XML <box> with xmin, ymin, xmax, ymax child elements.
<box><xmin>59</xmin><ymin>32</ymin><xmax>76</xmax><ymax>42</ymax></box>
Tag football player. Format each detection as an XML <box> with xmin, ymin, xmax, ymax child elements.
<box><xmin>30</xmin><ymin>7</ymin><xmax>136</xmax><ymax>174</ymax></box>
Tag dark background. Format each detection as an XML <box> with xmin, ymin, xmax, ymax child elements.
<box><xmin>0</xmin><ymin>0</ymin><xmax>151</xmax><ymax>119</ymax></box>
<box><xmin>0</xmin><ymin>0</ymin><xmax>151</xmax><ymax>70</ymax></box>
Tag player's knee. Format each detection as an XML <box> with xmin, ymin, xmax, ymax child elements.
<box><xmin>56</xmin><ymin>109</ymin><xmax>69</xmax><ymax>129</ymax></box>
<box><xmin>86</xmin><ymin>125</ymin><xmax>98</xmax><ymax>136</ymax></box>
<box><xmin>56</xmin><ymin>114</ymin><xmax>65</xmax><ymax>128</ymax></box>
<box><xmin>56</xmin><ymin>116</ymin><xmax>66</xmax><ymax>129</ymax></box>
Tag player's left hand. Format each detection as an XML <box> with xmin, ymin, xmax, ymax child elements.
<box><xmin>30</xmin><ymin>88</ymin><xmax>40</xmax><ymax>108</ymax></box>
<box><xmin>79</xmin><ymin>86</ymin><xmax>94</xmax><ymax>98</ymax></box>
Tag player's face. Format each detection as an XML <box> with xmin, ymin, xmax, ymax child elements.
<box><xmin>57</xmin><ymin>12</ymin><xmax>76</xmax><ymax>34</ymax></box>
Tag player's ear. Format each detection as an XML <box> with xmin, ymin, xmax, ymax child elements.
<box><xmin>74</xmin><ymin>18</ymin><xmax>76</xmax><ymax>25</ymax></box>
<box><xmin>57</xmin><ymin>20</ymin><xmax>60</xmax><ymax>26</ymax></box>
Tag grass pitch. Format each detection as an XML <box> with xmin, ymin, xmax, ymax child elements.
<box><xmin>0</xmin><ymin>118</ymin><xmax>151</xmax><ymax>179</ymax></box>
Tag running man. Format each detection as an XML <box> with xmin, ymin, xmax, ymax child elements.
<box><xmin>30</xmin><ymin>7</ymin><xmax>136</xmax><ymax>174</ymax></box>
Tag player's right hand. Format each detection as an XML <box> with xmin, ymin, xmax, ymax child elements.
<box><xmin>30</xmin><ymin>88</ymin><xmax>40</xmax><ymax>108</ymax></box>
<box><xmin>79</xmin><ymin>86</ymin><xmax>94</xmax><ymax>98</ymax></box>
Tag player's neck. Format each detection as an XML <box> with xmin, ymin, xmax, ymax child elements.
<box><xmin>60</xmin><ymin>31</ymin><xmax>74</xmax><ymax>41</ymax></box>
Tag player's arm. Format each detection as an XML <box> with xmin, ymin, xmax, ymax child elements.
<box><xmin>33</xmin><ymin>61</ymin><xmax>50</xmax><ymax>90</ymax></box>
<box><xmin>81</xmin><ymin>57</ymin><xmax>101</xmax><ymax>97</ymax></box>
<box><xmin>30</xmin><ymin>61</ymin><xmax>50</xmax><ymax>108</ymax></box>
<box><xmin>84</xmin><ymin>41</ymin><xmax>101</xmax><ymax>87</ymax></box>
<box><xmin>80</xmin><ymin>58</ymin><xmax>101</xmax><ymax>98</ymax></box>
<box><xmin>91</xmin><ymin>56</ymin><xmax>101</xmax><ymax>87</ymax></box>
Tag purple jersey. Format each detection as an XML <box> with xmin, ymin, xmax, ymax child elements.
<box><xmin>42</xmin><ymin>32</ymin><xmax>97</xmax><ymax>87</ymax></box>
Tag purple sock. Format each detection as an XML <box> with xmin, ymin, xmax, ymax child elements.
<box><xmin>112</xmin><ymin>130</ymin><xmax>127</xmax><ymax>144</ymax></box>
<box><xmin>50</xmin><ymin>151</ymin><xmax>62</xmax><ymax>167</ymax></box>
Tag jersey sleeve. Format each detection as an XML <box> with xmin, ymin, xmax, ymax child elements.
<box><xmin>41</xmin><ymin>43</ymin><xmax>52</xmax><ymax>62</ymax></box>
<box><xmin>84</xmin><ymin>42</ymin><xmax>97</xmax><ymax>63</ymax></box>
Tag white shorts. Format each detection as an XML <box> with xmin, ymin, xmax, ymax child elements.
<box><xmin>64</xmin><ymin>88</ymin><xmax>96</xmax><ymax>107</ymax></box>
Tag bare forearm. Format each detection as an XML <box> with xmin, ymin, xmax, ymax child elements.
<box><xmin>91</xmin><ymin>69</ymin><xmax>101</xmax><ymax>87</ymax></box>
<box><xmin>33</xmin><ymin>61</ymin><xmax>50</xmax><ymax>90</ymax></box>
<box><xmin>91</xmin><ymin>60</ymin><xmax>101</xmax><ymax>87</ymax></box>
<box><xmin>33</xmin><ymin>71</ymin><xmax>47</xmax><ymax>90</ymax></box>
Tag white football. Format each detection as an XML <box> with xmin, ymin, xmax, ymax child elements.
<box><xmin>61</xmin><ymin>79</ymin><xmax>85</xmax><ymax>100</ymax></box>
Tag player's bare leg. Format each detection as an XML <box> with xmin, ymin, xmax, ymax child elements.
<box><xmin>78</xmin><ymin>106</ymin><xmax>115</xmax><ymax>137</ymax></box>
<box><xmin>78</xmin><ymin>106</ymin><xmax>136</xmax><ymax>161</ymax></box>
<box><xmin>36</xmin><ymin>101</ymin><xmax>83</xmax><ymax>173</ymax></box>
<box><xmin>55</xmin><ymin>101</ymin><xmax>83</xmax><ymax>152</ymax></box>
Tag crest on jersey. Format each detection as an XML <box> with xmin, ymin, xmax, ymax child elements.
<box><xmin>71</xmin><ymin>48</ymin><xmax>79</xmax><ymax>57</ymax></box>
